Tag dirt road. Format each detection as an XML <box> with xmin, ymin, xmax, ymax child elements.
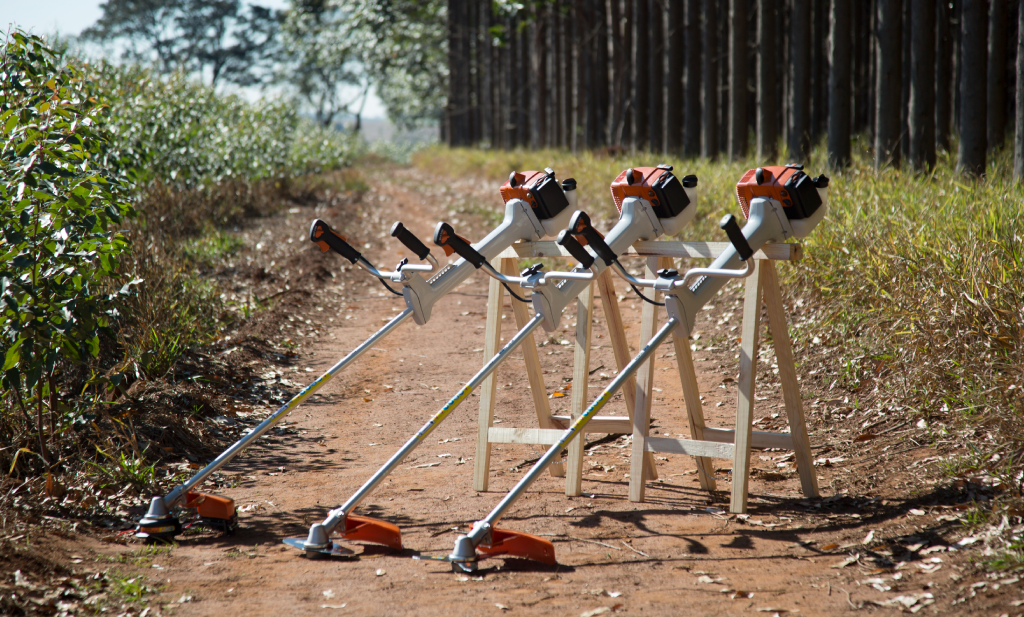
<box><xmin>16</xmin><ymin>165</ymin><xmax>1017</xmax><ymax>616</ymax></box>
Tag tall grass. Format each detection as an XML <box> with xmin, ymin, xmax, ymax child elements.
<box><xmin>414</xmin><ymin>141</ymin><xmax>1024</xmax><ymax>496</ymax></box>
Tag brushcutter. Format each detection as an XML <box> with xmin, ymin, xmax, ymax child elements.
<box><xmin>135</xmin><ymin>170</ymin><xmax>576</xmax><ymax>542</ymax></box>
<box><xmin>438</xmin><ymin>165</ymin><xmax>829</xmax><ymax>572</ymax></box>
<box><xmin>284</xmin><ymin>165</ymin><xmax>699</xmax><ymax>559</ymax></box>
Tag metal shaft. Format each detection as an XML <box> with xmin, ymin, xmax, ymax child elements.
<box><xmin>476</xmin><ymin>317</ymin><xmax>679</xmax><ymax>533</ymax></box>
<box><xmin>166</xmin><ymin>308</ymin><xmax>415</xmax><ymax>505</ymax></box>
<box><xmin>322</xmin><ymin>313</ymin><xmax>546</xmax><ymax>531</ymax></box>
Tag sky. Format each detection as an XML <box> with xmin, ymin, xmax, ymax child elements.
<box><xmin>2</xmin><ymin>0</ymin><xmax>387</xmax><ymax>120</ymax></box>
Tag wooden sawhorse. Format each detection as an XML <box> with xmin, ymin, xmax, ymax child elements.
<box><xmin>625</xmin><ymin>244</ymin><xmax>819</xmax><ymax>512</ymax></box>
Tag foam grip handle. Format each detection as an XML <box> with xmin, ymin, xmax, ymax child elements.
<box><xmin>433</xmin><ymin>222</ymin><xmax>486</xmax><ymax>268</ymax></box>
<box><xmin>310</xmin><ymin>219</ymin><xmax>361</xmax><ymax>264</ymax></box>
<box><xmin>390</xmin><ymin>221</ymin><xmax>431</xmax><ymax>260</ymax></box>
<box><xmin>568</xmin><ymin>210</ymin><xmax>617</xmax><ymax>265</ymax></box>
<box><xmin>719</xmin><ymin>214</ymin><xmax>754</xmax><ymax>262</ymax></box>
<box><xmin>556</xmin><ymin>229</ymin><xmax>595</xmax><ymax>269</ymax></box>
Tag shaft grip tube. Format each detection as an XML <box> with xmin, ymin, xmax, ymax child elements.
<box><xmin>719</xmin><ymin>214</ymin><xmax>754</xmax><ymax>262</ymax></box>
<box><xmin>568</xmin><ymin>210</ymin><xmax>617</xmax><ymax>266</ymax></box>
<box><xmin>390</xmin><ymin>221</ymin><xmax>431</xmax><ymax>260</ymax></box>
<box><xmin>556</xmin><ymin>229</ymin><xmax>595</xmax><ymax>269</ymax></box>
<box><xmin>310</xmin><ymin>219</ymin><xmax>361</xmax><ymax>264</ymax></box>
<box><xmin>434</xmin><ymin>222</ymin><xmax>486</xmax><ymax>268</ymax></box>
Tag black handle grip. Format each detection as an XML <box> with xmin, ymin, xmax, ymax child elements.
<box><xmin>719</xmin><ymin>214</ymin><xmax>754</xmax><ymax>262</ymax></box>
<box><xmin>310</xmin><ymin>219</ymin><xmax>361</xmax><ymax>264</ymax></box>
<box><xmin>433</xmin><ymin>222</ymin><xmax>486</xmax><ymax>268</ymax></box>
<box><xmin>556</xmin><ymin>229</ymin><xmax>595</xmax><ymax>269</ymax></box>
<box><xmin>568</xmin><ymin>210</ymin><xmax>617</xmax><ymax>265</ymax></box>
<box><xmin>390</xmin><ymin>221</ymin><xmax>431</xmax><ymax>260</ymax></box>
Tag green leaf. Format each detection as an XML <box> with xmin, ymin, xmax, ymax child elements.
<box><xmin>2</xmin><ymin>339</ymin><xmax>25</xmax><ymax>371</ymax></box>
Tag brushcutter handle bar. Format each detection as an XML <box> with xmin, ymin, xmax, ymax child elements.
<box><xmin>433</xmin><ymin>222</ymin><xmax>486</xmax><ymax>268</ymax></box>
<box><xmin>390</xmin><ymin>221</ymin><xmax>431</xmax><ymax>261</ymax></box>
<box><xmin>719</xmin><ymin>214</ymin><xmax>754</xmax><ymax>262</ymax></box>
<box><xmin>556</xmin><ymin>229</ymin><xmax>595</xmax><ymax>269</ymax></box>
<box><xmin>568</xmin><ymin>210</ymin><xmax>617</xmax><ymax>266</ymax></box>
<box><xmin>310</xmin><ymin>219</ymin><xmax>361</xmax><ymax>264</ymax></box>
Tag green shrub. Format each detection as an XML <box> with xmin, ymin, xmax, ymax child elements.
<box><xmin>0</xmin><ymin>32</ymin><xmax>137</xmax><ymax>464</ymax></box>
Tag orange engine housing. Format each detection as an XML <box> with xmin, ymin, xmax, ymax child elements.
<box><xmin>608</xmin><ymin>165</ymin><xmax>693</xmax><ymax>219</ymax></box>
<box><xmin>609</xmin><ymin>166</ymin><xmax>666</xmax><ymax>213</ymax></box>
<box><xmin>735</xmin><ymin>165</ymin><xmax>825</xmax><ymax>220</ymax></box>
<box><xmin>499</xmin><ymin>170</ymin><xmax>569</xmax><ymax>221</ymax></box>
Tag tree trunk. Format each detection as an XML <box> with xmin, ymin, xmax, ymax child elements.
<box><xmin>828</xmin><ymin>0</ymin><xmax>852</xmax><ymax>168</ymax></box>
<box><xmin>611</xmin><ymin>0</ymin><xmax>627</xmax><ymax>145</ymax></box>
<box><xmin>556</xmin><ymin>2</ymin><xmax>568</xmax><ymax>148</ymax></box>
<box><xmin>728</xmin><ymin>0</ymin><xmax>747</xmax><ymax>159</ymax></box>
<box><xmin>634</xmin><ymin>0</ymin><xmax>650</xmax><ymax>150</ymax></box>
<box><xmin>1011</xmin><ymin>0</ymin><xmax>1019</xmax><ymax>181</ymax></box>
<box><xmin>683</xmin><ymin>0</ymin><xmax>701</xmax><ymax>156</ymax></box>
<box><xmin>757</xmin><ymin>0</ymin><xmax>778</xmax><ymax>160</ymax></box>
<box><xmin>908</xmin><ymin>0</ymin><xmax>936</xmax><ymax>171</ymax></box>
<box><xmin>468</xmin><ymin>0</ymin><xmax>479</xmax><ymax>144</ymax></box>
<box><xmin>519</xmin><ymin>14</ymin><xmax>530</xmax><ymax>147</ymax></box>
<box><xmin>595</xmin><ymin>0</ymin><xmax>610</xmax><ymax>146</ymax></box>
<box><xmin>506</xmin><ymin>13</ymin><xmax>518</xmax><ymax>148</ymax></box>
<box><xmin>718</xmin><ymin>0</ymin><xmax>729</xmax><ymax>153</ymax></box>
<box><xmin>702</xmin><ymin>0</ymin><xmax>719</xmax><ymax>158</ymax></box>
<box><xmin>810</xmin><ymin>0</ymin><xmax>826</xmax><ymax>142</ymax></box>
<box><xmin>988</xmin><ymin>0</ymin><xmax>1008</xmax><ymax>150</ymax></box>
<box><xmin>649</xmin><ymin>0</ymin><xmax>665</xmax><ymax>152</ymax></box>
<box><xmin>666</xmin><ymin>0</ymin><xmax>685</xmax><ymax>153</ymax></box>
<box><xmin>935</xmin><ymin>0</ymin><xmax>952</xmax><ymax>152</ymax></box>
<box><xmin>446</xmin><ymin>0</ymin><xmax>460</xmax><ymax>145</ymax></box>
<box><xmin>875</xmin><ymin>0</ymin><xmax>902</xmax><ymax>168</ymax></box>
<box><xmin>900</xmin><ymin>0</ymin><xmax>911</xmax><ymax>159</ymax></box>
<box><xmin>622</xmin><ymin>0</ymin><xmax>635</xmax><ymax>145</ymax></box>
<box><xmin>958</xmin><ymin>0</ymin><xmax>988</xmax><ymax>175</ymax></box>
<box><xmin>535</xmin><ymin>4</ymin><xmax>549</xmax><ymax>147</ymax></box>
<box><xmin>788</xmin><ymin>0</ymin><xmax>810</xmax><ymax>161</ymax></box>
<box><xmin>482</xmin><ymin>0</ymin><xmax>494</xmax><ymax>146</ymax></box>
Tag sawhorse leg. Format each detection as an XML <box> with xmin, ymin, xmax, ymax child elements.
<box><xmin>730</xmin><ymin>261</ymin><xmax>764</xmax><ymax>513</ymax></box>
<box><xmin>596</xmin><ymin>270</ymin><xmax>658</xmax><ymax>482</ymax></box>
<box><xmin>565</xmin><ymin>281</ymin><xmax>594</xmax><ymax>495</ymax></box>
<box><xmin>761</xmin><ymin>261</ymin><xmax>818</xmax><ymax>498</ymax></box>
<box><xmin>629</xmin><ymin>257</ymin><xmax>669</xmax><ymax>502</ymax></box>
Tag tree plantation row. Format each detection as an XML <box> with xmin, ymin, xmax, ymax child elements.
<box><xmin>444</xmin><ymin>0</ymin><xmax>1024</xmax><ymax>178</ymax></box>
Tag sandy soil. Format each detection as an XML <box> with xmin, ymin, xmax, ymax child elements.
<box><xmin>6</xmin><ymin>165</ymin><xmax>1019</xmax><ymax>616</ymax></box>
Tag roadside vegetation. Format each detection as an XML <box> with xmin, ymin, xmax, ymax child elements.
<box><xmin>416</xmin><ymin>143</ymin><xmax>1024</xmax><ymax>568</ymax></box>
<box><xmin>0</xmin><ymin>31</ymin><xmax>356</xmax><ymax>521</ymax></box>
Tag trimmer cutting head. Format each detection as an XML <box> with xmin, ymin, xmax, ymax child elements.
<box><xmin>283</xmin><ymin>514</ymin><xmax>402</xmax><ymax>558</ymax></box>
<box><xmin>429</xmin><ymin>526</ymin><xmax>557</xmax><ymax>573</ymax></box>
<box><xmin>135</xmin><ymin>496</ymin><xmax>182</xmax><ymax>543</ymax></box>
<box><xmin>134</xmin><ymin>491</ymin><xmax>238</xmax><ymax>542</ymax></box>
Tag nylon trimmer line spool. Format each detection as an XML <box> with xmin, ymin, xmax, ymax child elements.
<box><xmin>135</xmin><ymin>169</ymin><xmax>577</xmax><ymax>543</ymax></box>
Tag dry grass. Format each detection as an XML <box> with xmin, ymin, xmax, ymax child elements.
<box><xmin>416</xmin><ymin>142</ymin><xmax>1024</xmax><ymax>564</ymax></box>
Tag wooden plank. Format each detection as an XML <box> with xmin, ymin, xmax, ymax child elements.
<box><xmin>761</xmin><ymin>261</ymin><xmax>820</xmax><ymax>497</ymax></box>
<box><xmin>595</xmin><ymin>270</ymin><xmax>658</xmax><ymax>480</ymax></box>
<box><xmin>497</xmin><ymin>241</ymin><xmax>801</xmax><ymax>262</ymax></box>
<box><xmin>672</xmin><ymin>319</ymin><xmax>717</xmax><ymax>491</ymax></box>
<box><xmin>629</xmin><ymin>256</ymin><xmax>669</xmax><ymax>502</ymax></box>
<box><xmin>565</xmin><ymin>281</ymin><xmax>595</xmax><ymax>496</ymax></box>
<box><xmin>549</xmin><ymin>415</ymin><xmax>633</xmax><ymax>433</ymax></box>
<box><xmin>701</xmin><ymin>427</ymin><xmax>795</xmax><ymax>450</ymax></box>
<box><xmin>730</xmin><ymin>261</ymin><xmax>765</xmax><ymax>514</ymax></box>
<box><xmin>503</xmin><ymin>258</ymin><xmax>565</xmax><ymax>478</ymax></box>
<box><xmin>473</xmin><ymin>259</ymin><xmax>507</xmax><ymax>492</ymax></box>
<box><xmin>645</xmin><ymin>436</ymin><xmax>736</xmax><ymax>460</ymax></box>
<box><xmin>488</xmin><ymin>427</ymin><xmax>563</xmax><ymax>445</ymax></box>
